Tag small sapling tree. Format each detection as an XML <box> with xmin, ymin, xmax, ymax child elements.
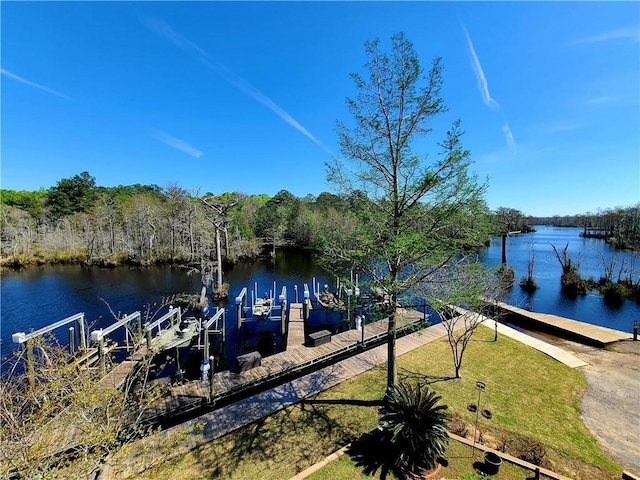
<box><xmin>420</xmin><ymin>259</ymin><xmax>504</xmax><ymax>379</ymax></box>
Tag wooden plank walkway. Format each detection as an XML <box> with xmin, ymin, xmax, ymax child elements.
<box><xmin>286</xmin><ymin>302</ymin><xmax>306</xmax><ymax>349</ymax></box>
<box><xmin>140</xmin><ymin>308</ymin><xmax>427</xmax><ymax>424</ymax></box>
<box><xmin>96</xmin><ymin>347</ymin><xmax>148</xmax><ymax>392</ymax></box>
<box><xmin>493</xmin><ymin>301</ymin><xmax>632</xmax><ymax>347</ymax></box>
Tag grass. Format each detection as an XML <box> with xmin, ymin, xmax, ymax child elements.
<box><xmin>307</xmin><ymin>440</ymin><xmax>533</xmax><ymax>480</ymax></box>
<box><xmin>129</xmin><ymin>326</ymin><xmax>622</xmax><ymax>480</ymax></box>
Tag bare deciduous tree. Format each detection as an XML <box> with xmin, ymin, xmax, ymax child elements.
<box><xmin>420</xmin><ymin>260</ymin><xmax>504</xmax><ymax>379</ymax></box>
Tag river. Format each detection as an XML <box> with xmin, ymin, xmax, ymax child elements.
<box><xmin>2</xmin><ymin>228</ymin><xmax>639</xmax><ymax>365</ymax></box>
<box><xmin>479</xmin><ymin>226</ymin><xmax>640</xmax><ymax>334</ymax></box>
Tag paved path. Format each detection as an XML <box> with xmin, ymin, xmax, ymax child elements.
<box><xmin>484</xmin><ymin>321</ymin><xmax>589</xmax><ymax>368</ymax></box>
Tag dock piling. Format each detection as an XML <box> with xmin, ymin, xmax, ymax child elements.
<box><xmin>26</xmin><ymin>338</ymin><xmax>35</xmax><ymax>389</ymax></box>
<box><xmin>68</xmin><ymin>327</ymin><xmax>75</xmax><ymax>354</ymax></box>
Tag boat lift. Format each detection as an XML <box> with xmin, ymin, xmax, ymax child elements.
<box><xmin>141</xmin><ymin>306</ymin><xmax>181</xmax><ymax>347</ymax></box>
<box><xmin>12</xmin><ymin>312</ymin><xmax>88</xmax><ymax>388</ymax></box>
<box><xmin>235</xmin><ymin>283</ymin><xmax>289</xmax><ymax>346</ymax></box>
<box><xmin>90</xmin><ymin>311</ymin><xmax>142</xmax><ymax>374</ymax></box>
<box><xmin>200</xmin><ymin>307</ymin><xmax>225</xmax><ymax>359</ymax></box>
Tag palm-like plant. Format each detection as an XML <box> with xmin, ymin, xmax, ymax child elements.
<box><xmin>380</xmin><ymin>381</ymin><xmax>450</xmax><ymax>477</ymax></box>
<box><xmin>349</xmin><ymin>381</ymin><xmax>450</xmax><ymax>479</ymax></box>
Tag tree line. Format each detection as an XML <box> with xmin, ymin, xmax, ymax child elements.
<box><xmin>1</xmin><ymin>171</ymin><xmax>511</xmax><ymax>270</ymax></box>
<box><xmin>527</xmin><ymin>205</ymin><xmax>640</xmax><ymax>249</ymax></box>
<box><xmin>0</xmin><ymin>173</ymin><xmax>348</xmax><ymax>267</ymax></box>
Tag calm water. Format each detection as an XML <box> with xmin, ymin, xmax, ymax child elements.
<box><xmin>479</xmin><ymin>226</ymin><xmax>640</xmax><ymax>333</ymax></box>
<box><xmin>2</xmin><ymin>228</ymin><xmax>639</xmax><ymax>365</ymax></box>
<box><xmin>0</xmin><ymin>249</ymin><xmax>333</xmax><ymax>366</ymax></box>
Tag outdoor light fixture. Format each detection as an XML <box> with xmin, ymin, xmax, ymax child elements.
<box><xmin>472</xmin><ymin>381</ymin><xmax>486</xmax><ymax>455</ymax></box>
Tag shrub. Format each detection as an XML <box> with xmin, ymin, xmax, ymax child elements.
<box><xmin>380</xmin><ymin>381</ymin><xmax>450</xmax><ymax>475</ymax></box>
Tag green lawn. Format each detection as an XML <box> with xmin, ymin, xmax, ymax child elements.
<box><xmin>129</xmin><ymin>326</ymin><xmax>622</xmax><ymax>480</ymax></box>
<box><xmin>307</xmin><ymin>440</ymin><xmax>533</xmax><ymax>480</ymax></box>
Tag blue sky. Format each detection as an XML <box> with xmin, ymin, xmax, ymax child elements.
<box><xmin>1</xmin><ymin>2</ymin><xmax>638</xmax><ymax>217</ymax></box>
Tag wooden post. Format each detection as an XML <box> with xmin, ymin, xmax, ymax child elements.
<box><xmin>501</xmin><ymin>234</ymin><xmax>507</xmax><ymax>264</ymax></box>
<box><xmin>302</xmin><ymin>299</ymin><xmax>309</xmax><ymax>346</ymax></box>
<box><xmin>281</xmin><ymin>303</ymin><xmax>286</xmax><ymax>336</ymax></box>
<box><xmin>78</xmin><ymin>315</ymin><xmax>86</xmax><ymax>352</ymax></box>
<box><xmin>68</xmin><ymin>327</ymin><xmax>75</xmax><ymax>354</ymax></box>
<box><xmin>26</xmin><ymin>338</ymin><xmax>35</xmax><ymax>390</ymax></box>
<box><xmin>99</xmin><ymin>337</ymin><xmax>106</xmax><ymax>375</ymax></box>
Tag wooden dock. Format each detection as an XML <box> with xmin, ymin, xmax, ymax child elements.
<box><xmin>140</xmin><ymin>308</ymin><xmax>427</xmax><ymax>425</ymax></box>
<box><xmin>95</xmin><ymin>347</ymin><xmax>148</xmax><ymax>392</ymax></box>
<box><xmin>493</xmin><ymin>301</ymin><xmax>632</xmax><ymax>347</ymax></box>
<box><xmin>286</xmin><ymin>302</ymin><xmax>306</xmax><ymax>349</ymax></box>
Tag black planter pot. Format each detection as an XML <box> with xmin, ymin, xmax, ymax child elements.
<box><xmin>483</xmin><ymin>451</ymin><xmax>502</xmax><ymax>475</ymax></box>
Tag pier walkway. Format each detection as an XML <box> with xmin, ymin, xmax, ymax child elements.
<box><xmin>286</xmin><ymin>302</ymin><xmax>306</xmax><ymax>348</ymax></box>
<box><xmin>95</xmin><ymin>346</ymin><xmax>148</xmax><ymax>391</ymax></box>
<box><xmin>492</xmin><ymin>301</ymin><xmax>632</xmax><ymax>347</ymax></box>
<box><xmin>482</xmin><ymin>319</ymin><xmax>588</xmax><ymax>368</ymax></box>
<box><xmin>140</xmin><ymin>308</ymin><xmax>426</xmax><ymax>425</ymax></box>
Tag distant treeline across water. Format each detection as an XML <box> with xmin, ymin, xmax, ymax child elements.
<box><xmin>3</xmin><ymin>173</ymin><xmax>639</xmax><ymax>272</ymax></box>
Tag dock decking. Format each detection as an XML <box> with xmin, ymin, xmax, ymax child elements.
<box><xmin>140</xmin><ymin>307</ymin><xmax>426</xmax><ymax>425</ymax></box>
<box><xmin>492</xmin><ymin>301</ymin><xmax>632</xmax><ymax>347</ymax></box>
<box><xmin>286</xmin><ymin>302</ymin><xmax>306</xmax><ymax>348</ymax></box>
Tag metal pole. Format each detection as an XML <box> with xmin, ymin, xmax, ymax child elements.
<box><xmin>204</xmin><ymin>326</ymin><xmax>210</xmax><ymax>359</ymax></box>
<box><xmin>633</xmin><ymin>320</ymin><xmax>639</xmax><ymax>341</ymax></box>
<box><xmin>472</xmin><ymin>381</ymin><xmax>486</xmax><ymax>456</ymax></box>
<box><xmin>209</xmin><ymin>355</ymin><xmax>215</xmax><ymax>402</ymax></box>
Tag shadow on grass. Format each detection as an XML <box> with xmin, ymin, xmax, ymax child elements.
<box><xmin>347</xmin><ymin>429</ymin><xmax>400</xmax><ymax>480</ymax></box>
<box><xmin>398</xmin><ymin>369</ymin><xmax>456</xmax><ymax>385</ymax></box>
<box><xmin>184</xmin><ymin>363</ymin><xmax>360</xmax><ymax>477</ymax></box>
<box><xmin>301</xmin><ymin>398</ymin><xmax>384</xmax><ymax>407</ymax></box>
<box><xmin>348</xmin><ymin>429</ymin><xmax>448</xmax><ymax>480</ymax></box>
